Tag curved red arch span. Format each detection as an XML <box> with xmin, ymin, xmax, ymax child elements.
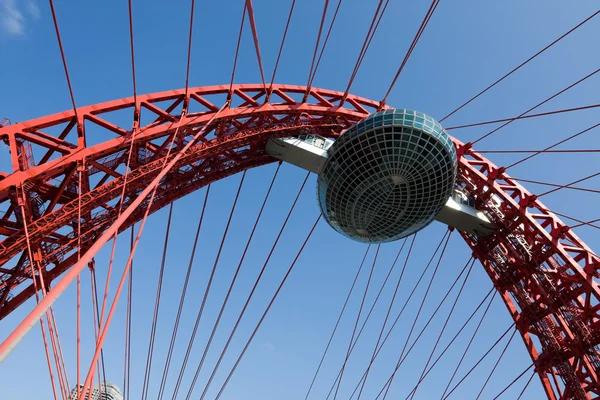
<box><xmin>0</xmin><ymin>84</ymin><xmax>598</xmax><ymax>399</ymax></box>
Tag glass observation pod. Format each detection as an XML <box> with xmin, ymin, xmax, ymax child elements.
<box><xmin>266</xmin><ymin>108</ymin><xmax>495</xmax><ymax>243</ymax></box>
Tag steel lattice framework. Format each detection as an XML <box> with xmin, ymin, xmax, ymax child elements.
<box><xmin>0</xmin><ymin>84</ymin><xmax>599</xmax><ymax>399</ymax></box>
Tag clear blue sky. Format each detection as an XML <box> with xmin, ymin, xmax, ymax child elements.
<box><xmin>1</xmin><ymin>0</ymin><xmax>599</xmax><ymax>399</ymax></box>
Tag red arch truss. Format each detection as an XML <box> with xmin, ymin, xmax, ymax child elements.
<box><xmin>0</xmin><ymin>84</ymin><xmax>599</xmax><ymax>398</ymax></box>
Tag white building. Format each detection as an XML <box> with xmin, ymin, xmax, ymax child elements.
<box><xmin>69</xmin><ymin>382</ymin><xmax>122</xmax><ymax>400</ymax></box>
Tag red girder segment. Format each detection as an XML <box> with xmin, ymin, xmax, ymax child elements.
<box><xmin>0</xmin><ymin>84</ymin><xmax>370</xmax><ymax>316</ymax></box>
<box><xmin>0</xmin><ymin>84</ymin><xmax>599</xmax><ymax>399</ymax></box>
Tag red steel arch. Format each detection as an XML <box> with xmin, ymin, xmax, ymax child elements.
<box><xmin>0</xmin><ymin>84</ymin><xmax>599</xmax><ymax>399</ymax></box>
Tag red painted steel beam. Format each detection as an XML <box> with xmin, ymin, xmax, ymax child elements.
<box><xmin>0</xmin><ymin>84</ymin><xmax>598</xmax><ymax>399</ymax></box>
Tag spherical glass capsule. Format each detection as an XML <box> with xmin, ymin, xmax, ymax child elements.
<box><xmin>317</xmin><ymin>109</ymin><xmax>457</xmax><ymax>243</ymax></box>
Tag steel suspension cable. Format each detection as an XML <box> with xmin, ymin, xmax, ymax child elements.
<box><xmin>123</xmin><ymin>226</ymin><xmax>134</xmax><ymax>400</ymax></box>
<box><xmin>439</xmin><ymin>291</ymin><xmax>497</xmax><ymax>398</ymax></box>
<box><xmin>323</xmin><ymin>236</ymin><xmax>419</xmax><ymax>400</ymax></box>
<box><xmin>213</xmin><ymin>215</ymin><xmax>322</xmax><ymax>400</ymax></box>
<box><xmin>228</xmin><ymin>4</ymin><xmax>247</xmax><ymax>101</ymax></box>
<box><xmin>44</xmin><ymin>301</ymin><xmax>68</xmax><ymax>400</ymax></box>
<box><xmin>333</xmin><ymin>245</ymin><xmax>381</xmax><ymax>400</ymax></box>
<box><xmin>48</xmin><ymin>306</ymin><xmax>70</xmax><ymax>397</ymax></box>
<box><xmin>165</xmin><ymin>186</ymin><xmax>211</xmax><ymax>398</ymax></box>
<box><xmin>349</xmin><ymin>236</ymin><xmax>468</xmax><ymax>400</ymax></box>
<box><xmin>183</xmin><ymin>166</ymin><xmax>281</xmax><ymax>399</ymax></box>
<box><xmin>308</xmin><ymin>0</ymin><xmax>344</xmax><ymax>88</ymax></box>
<box><xmin>511</xmin><ymin>178</ymin><xmax>600</xmax><ymax>195</ymax></box>
<box><xmin>572</xmin><ymin>217</ymin><xmax>600</xmax><ymax>229</ymax></box>
<box><xmin>21</xmin><ymin>190</ymin><xmax>72</xmax><ymax>398</ymax></box>
<box><xmin>184</xmin><ymin>0</ymin><xmax>196</xmax><ymax>98</ymax></box>
<box><xmin>35</xmin><ymin>251</ymin><xmax>69</xmax><ymax>396</ymax></box>
<box><xmin>48</xmin><ymin>0</ymin><xmax>80</xmax><ymax>123</ymax></box>
<box><xmin>344</xmin><ymin>239</ymin><xmax>411</xmax><ymax>353</ymax></box>
<box><xmin>196</xmin><ymin>172</ymin><xmax>312</xmax><ymax>400</ymax></box>
<box><xmin>76</xmin><ymin>279</ymin><xmax>81</xmax><ymax>396</ymax></box>
<box><xmin>76</xmin><ymin>161</ymin><xmax>83</xmax><ymax>397</ymax></box>
<box><xmin>342</xmin><ymin>0</ymin><xmax>387</xmax><ymax>101</ymax></box>
<box><xmin>538</xmin><ymin>170</ymin><xmax>600</xmax><ymax>197</ymax></box>
<box><xmin>351</xmin><ymin>286</ymin><xmax>495</xmax><ymax>400</ymax></box>
<box><xmin>446</xmin><ymin>103</ymin><xmax>600</xmax><ymax>130</ymax></box>
<box><xmin>407</xmin><ymin>258</ymin><xmax>475</xmax><ymax>400</ymax></box>
<box><xmin>475</xmin><ymin>329</ymin><xmax>518</xmax><ymax>399</ymax></box>
<box><xmin>550</xmin><ymin>371</ymin><xmax>564</xmax><ymax>399</ymax></box>
<box><xmin>268</xmin><ymin>0</ymin><xmax>297</xmax><ymax>94</ymax></box>
<box><xmin>19</xmin><ymin>198</ymin><xmax>60</xmax><ymax>400</ymax></box>
<box><xmin>155</xmin><ymin>187</ymin><xmax>210</xmax><ymax>400</ymax></box>
<box><xmin>380</xmin><ymin>0</ymin><xmax>441</xmax><ymax>105</ymax></box>
<box><xmin>304</xmin><ymin>0</ymin><xmax>330</xmax><ymax>99</ymax></box>
<box><xmin>400</xmin><ymin>288</ymin><xmax>496</xmax><ymax>400</ymax></box>
<box><xmin>304</xmin><ymin>244</ymin><xmax>373</xmax><ymax>400</ymax></box>
<box><xmin>550</xmin><ymin>211</ymin><xmax>600</xmax><ymax>231</ymax></box>
<box><xmin>40</xmin><ymin>318</ymin><xmax>60</xmax><ymax>400</ymax></box>
<box><xmin>140</xmin><ymin>203</ymin><xmax>174</xmax><ymax>400</ymax></box>
<box><xmin>88</xmin><ymin>273</ymin><xmax>104</xmax><ymax>397</ymax></box>
<box><xmin>380</xmin><ymin>229</ymin><xmax>452</xmax><ymax>399</ymax></box>
<box><xmin>506</xmin><ymin>121</ymin><xmax>600</xmax><ymax>169</ymax></box>
<box><xmin>89</xmin><ymin>268</ymin><xmax>106</xmax><ymax>395</ymax></box>
<box><xmin>88</xmin><ymin>278</ymin><xmax>102</xmax><ymax>394</ymax></box>
<box><xmin>356</xmin><ymin>236</ymin><xmax>415</xmax><ymax>400</ymax></box>
<box><xmin>490</xmin><ymin>364</ymin><xmax>534</xmax><ymax>399</ymax></box>
<box><xmin>515</xmin><ymin>370</ymin><xmax>537</xmax><ymax>400</ymax></box>
<box><xmin>244</xmin><ymin>0</ymin><xmax>267</xmax><ymax>92</ymax></box>
<box><xmin>174</xmin><ymin>172</ymin><xmax>248</xmax><ymax>400</ymax></box>
<box><xmin>376</xmin><ymin>262</ymin><xmax>477</xmax><ymax>399</ymax></box>
<box><xmin>164</xmin><ymin>184</ymin><xmax>210</xmax><ymax>399</ymax></box>
<box><xmin>440</xmin><ymin>9</ymin><xmax>600</xmax><ymax>122</ymax></box>
<box><xmin>90</xmin><ymin>268</ymin><xmax>107</xmax><ymax>389</ymax></box>
<box><xmin>471</xmin><ymin>67</ymin><xmax>600</xmax><ymax>145</ymax></box>
<box><xmin>127</xmin><ymin>0</ymin><xmax>138</xmax><ymax>107</ymax></box>
<box><xmin>357</xmin><ymin>0</ymin><xmax>391</xmax><ymax>66</ymax></box>
<box><xmin>334</xmin><ymin>232</ymin><xmax>452</xmax><ymax>400</ymax></box>
<box><xmin>442</xmin><ymin>325</ymin><xmax>516</xmax><ymax>400</ymax></box>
